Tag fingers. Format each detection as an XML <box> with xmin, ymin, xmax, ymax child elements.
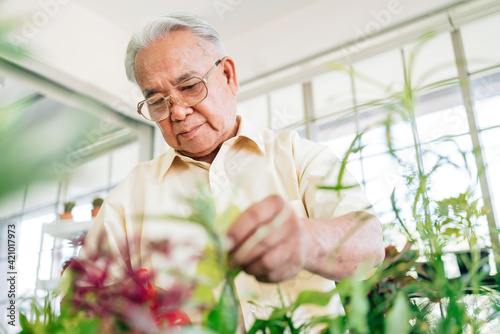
<box><xmin>244</xmin><ymin>242</ymin><xmax>294</xmax><ymax>279</ymax></box>
<box><xmin>226</xmin><ymin>195</ymin><xmax>309</xmax><ymax>283</ymax></box>
<box><xmin>230</xmin><ymin>204</ymin><xmax>292</xmax><ymax>266</ymax></box>
<box><xmin>255</xmin><ymin>262</ymin><xmax>302</xmax><ymax>283</ymax></box>
<box><xmin>250</xmin><ymin>249</ymin><xmax>304</xmax><ymax>283</ymax></box>
<box><xmin>227</xmin><ymin>194</ymin><xmax>285</xmax><ymax>253</ymax></box>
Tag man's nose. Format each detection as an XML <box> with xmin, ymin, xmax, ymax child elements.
<box><xmin>169</xmin><ymin>98</ymin><xmax>194</xmax><ymax>121</ymax></box>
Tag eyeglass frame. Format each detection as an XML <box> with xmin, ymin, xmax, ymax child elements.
<box><xmin>136</xmin><ymin>58</ymin><xmax>223</xmax><ymax>122</ymax></box>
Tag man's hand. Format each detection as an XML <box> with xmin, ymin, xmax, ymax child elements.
<box><xmin>226</xmin><ymin>195</ymin><xmax>385</xmax><ymax>283</ymax></box>
<box><xmin>226</xmin><ymin>195</ymin><xmax>309</xmax><ymax>282</ymax></box>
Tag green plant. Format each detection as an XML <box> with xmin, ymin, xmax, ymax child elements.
<box><xmin>92</xmin><ymin>197</ymin><xmax>104</xmax><ymax>207</ymax></box>
<box><xmin>166</xmin><ymin>185</ymin><xmax>242</xmax><ymax>333</ymax></box>
<box><xmin>63</xmin><ymin>201</ymin><xmax>75</xmax><ymax>213</ymax></box>
<box><xmin>18</xmin><ymin>294</ymin><xmax>100</xmax><ymax>334</ymax></box>
<box><xmin>435</xmin><ymin>190</ymin><xmax>489</xmax><ymax>250</ymax></box>
<box><xmin>244</xmin><ymin>31</ymin><xmax>500</xmax><ymax>333</ymax></box>
<box><xmin>318</xmin><ymin>31</ymin><xmax>499</xmax><ymax>333</ymax></box>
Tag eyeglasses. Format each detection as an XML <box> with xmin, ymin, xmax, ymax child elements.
<box><xmin>137</xmin><ymin>58</ymin><xmax>222</xmax><ymax>122</ymax></box>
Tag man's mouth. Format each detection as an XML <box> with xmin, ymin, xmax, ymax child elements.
<box><xmin>178</xmin><ymin>123</ymin><xmax>205</xmax><ymax>138</ymax></box>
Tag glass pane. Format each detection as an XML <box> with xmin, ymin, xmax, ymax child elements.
<box><xmin>269</xmin><ymin>84</ymin><xmax>304</xmax><ymax>130</ymax></box>
<box><xmin>358</xmin><ymin>84</ymin><xmax>466</xmax><ymax>157</ymax></box>
<box><xmin>237</xmin><ymin>95</ymin><xmax>269</xmax><ymax>129</ymax></box>
<box><xmin>154</xmin><ymin>127</ymin><xmax>170</xmax><ymax>156</ymax></box>
<box><xmin>18</xmin><ymin>213</ymin><xmax>54</xmax><ymax>297</ymax></box>
<box><xmin>66</xmin><ymin>154</ymin><xmax>109</xmax><ymax>200</ymax></box>
<box><xmin>111</xmin><ymin>142</ymin><xmax>139</xmax><ymax>185</ymax></box>
<box><xmin>420</xmin><ymin>135</ymin><xmax>478</xmax><ymax>200</ymax></box>
<box><xmin>0</xmin><ymin>188</ymin><xmax>25</xmax><ymax>220</ymax></box>
<box><xmin>416</xmin><ymin>84</ymin><xmax>464</xmax><ymax>116</ymax></box>
<box><xmin>416</xmin><ymin>105</ymin><xmax>470</xmax><ymax>143</ymax></box>
<box><xmin>392</xmin><ymin>135</ymin><xmax>478</xmax><ymax>201</ymax></box>
<box><xmin>461</xmin><ymin>12</ymin><xmax>500</xmax><ymax>73</ymax></box>
<box><xmin>403</xmin><ymin>32</ymin><xmax>458</xmax><ymax>89</ymax></box>
<box><xmin>471</xmin><ymin>70</ymin><xmax>500</xmax><ymax>130</ymax></box>
<box><xmin>386</xmin><ymin>120</ymin><xmax>414</xmax><ymax>151</ymax></box>
<box><xmin>475</xmin><ymin>95</ymin><xmax>500</xmax><ymax>131</ymax></box>
<box><xmin>312</xmin><ymin>70</ymin><xmax>353</xmax><ymax>117</ymax></box>
<box><xmin>362</xmin><ymin>154</ymin><xmax>401</xmax><ymax>222</ymax></box>
<box><xmin>361</xmin><ymin>126</ymin><xmax>391</xmax><ymax>157</ymax></box>
<box><xmin>72</xmin><ymin>203</ymin><xmax>92</xmax><ymax>222</ymax></box>
<box><xmin>24</xmin><ymin>180</ymin><xmax>59</xmax><ymax>212</ymax></box>
<box><xmin>345</xmin><ymin>160</ymin><xmax>363</xmax><ymax>186</ymax></box>
<box><xmin>382</xmin><ymin>133</ymin><xmax>486</xmax><ymax>248</ymax></box>
<box><xmin>317</xmin><ymin>114</ymin><xmax>360</xmax><ymax>162</ymax></box>
<box><xmin>353</xmin><ymin>49</ymin><xmax>404</xmax><ymax>104</ymax></box>
<box><xmin>481</xmin><ymin>127</ymin><xmax>500</xmax><ymax>226</ymax></box>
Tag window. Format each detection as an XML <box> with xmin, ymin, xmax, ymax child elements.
<box><xmin>269</xmin><ymin>84</ymin><xmax>304</xmax><ymax>130</ymax></box>
<box><xmin>461</xmin><ymin>12</ymin><xmax>500</xmax><ymax>73</ymax></box>
<box><xmin>312</xmin><ymin>70</ymin><xmax>353</xmax><ymax>117</ymax></box>
<box><xmin>0</xmin><ymin>140</ymin><xmax>141</xmax><ymax>311</ymax></box>
<box><xmin>237</xmin><ymin>95</ymin><xmax>269</xmax><ymax>129</ymax></box>
<box><xmin>236</xmin><ymin>10</ymin><xmax>500</xmax><ymax>253</ymax></box>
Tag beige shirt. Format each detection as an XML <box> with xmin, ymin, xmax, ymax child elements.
<box><xmin>76</xmin><ymin>116</ymin><xmax>373</xmax><ymax>331</ymax></box>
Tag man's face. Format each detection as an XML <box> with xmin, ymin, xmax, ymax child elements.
<box><xmin>134</xmin><ymin>30</ymin><xmax>239</xmax><ymax>161</ymax></box>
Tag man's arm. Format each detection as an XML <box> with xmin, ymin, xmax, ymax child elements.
<box><xmin>226</xmin><ymin>195</ymin><xmax>384</xmax><ymax>282</ymax></box>
<box><xmin>303</xmin><ymin>210</ymin><xmax>384</xmax><ymax>281</ymax></box>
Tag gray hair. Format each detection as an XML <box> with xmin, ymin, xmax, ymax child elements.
<box><xmin>125</xmin><ymin>12</ymin><xmax>226</xmax><ymax>84</ymax></box>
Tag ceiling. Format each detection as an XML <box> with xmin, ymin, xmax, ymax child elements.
<box><xmin>79</xmin><ymin>0</ymin><xmax>313</xmax><ymax>39</ymax></box>
<box><xmin>0</xmin><ymin>0</ymin><xmax>468</xmax><ymax>119</ymax></box>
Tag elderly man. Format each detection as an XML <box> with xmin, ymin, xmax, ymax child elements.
<box><xmin>77</xmin><ymin>12</ymin><xmax>384</xmax><ymax>330</ymax></box>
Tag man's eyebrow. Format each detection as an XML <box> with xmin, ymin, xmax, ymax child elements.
<box><xmin>174</xmin><ymin>70</ymin><xmax>198</xmax><ymax>84</ymax></box>
<box><xmin>144</xmin><ymin>89</ymin><xmax>158</xmax><ymax>99</ymax></box>
<box><xmin>143</xmin><ymin>70</ymin><xmax>199</xmax><ymax>99</ymax></box>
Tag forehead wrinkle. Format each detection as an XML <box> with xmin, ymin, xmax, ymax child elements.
<box><xmin>175</xmin><ymin>70</ymin><xmax>199</xmax><ymax>83</ymax></box>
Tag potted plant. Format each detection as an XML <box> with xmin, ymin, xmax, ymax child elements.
<box><xmin>60</xmin><ymin>201</ymin><xmax>75</xmax><ymax>220</ymax></box>
<box><xmin>91</xmin><ymin>197</ymin><xmax>104</xmax><ymax>218</ymax></box>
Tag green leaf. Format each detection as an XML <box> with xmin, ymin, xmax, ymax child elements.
<box><xmin>292</xmin><ymin>289</ymin><xmax>336</xmax><ymax>310</ymax></box>
<box><xmin>19</xmin><ymin>312</ymin><xmax>32</xmax><ymax>331</ymax></box>
<box><xmin>385</xmin><ymin>292</ymin><xmax>411</xmax><ymax>334</ymax></box>
<box><xmin>207</xmin><ymin>279</ymin><xmax>240</xmax><ymax>334</ymax></box>
<box><xmin>215</xmin><ymin>203</ymin><xmax>241</xmax><ymax>234</ymax></box>
<box><xmin>188</xmin><ymin>186</ymin><xmax>217</xmax><ymax>229</ymax></box>
<box><xmin>73</xmin><ymin>317</ymin><xmax>100</xmax><ymax>334</ymax></box>
<box><xmin>442</xmin><ymin>228</ymin><xmax>461</xmax><ymax>237</ymax></box>
<box><xmin>197</xmin><ymin>243</ymin><xmax>226</xmax><ymax>283</ymax></box>
<box><xmin>347</xmin><ymin>279</ymin><xmax>369</xmax><ymax>334</ymax></box>
<box><xmin>268</xmin><ymin>306</ymin><xmax>290</xmax><ymax>321</ymax></box>
<box><xmin>248</xmin><ymin>319</ymin><xmax>287</xmax><ymax>334</ymax></box>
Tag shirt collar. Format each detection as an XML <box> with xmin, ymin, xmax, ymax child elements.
<box><xmin>158</xmin><ymin>115</ymin><xmax>266</xmax><ymax>177</ymax></box>
<box><xmin>234</xmin><ymin>115</ymin><xmax>266</xmax><ymax>154</ymax></box>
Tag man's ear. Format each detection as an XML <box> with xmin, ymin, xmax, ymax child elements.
<box><xmin>221</xmin><ymin>57</ymin><xmax>239</xmax><ymax>96</ymax></box>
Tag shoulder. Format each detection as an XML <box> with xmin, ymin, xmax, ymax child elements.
<box><xmin>268</xmin><ymin>130</ymin><xmax>336</xmax><ymax>165</ymax></box>
<box><xmin>256</xmin><ymin>128</ymin><xmax>325</xmax><ymax>152</ymax></box>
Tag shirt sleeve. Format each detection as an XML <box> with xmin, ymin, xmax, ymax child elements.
<box><xmin>291</xmin><ymin>132</ymin><xmax>374</xmax><ymax>220</ymax></box>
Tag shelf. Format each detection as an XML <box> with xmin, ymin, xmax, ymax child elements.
<box><xmin>36</xmin><ymin>278</ymin><xmax>60</xmax><ymax>291</ymax></box>
<box><xmin>42</xmin><ymin>220</ymin><xmax>93</xmax><ymax>239</ymax></box>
